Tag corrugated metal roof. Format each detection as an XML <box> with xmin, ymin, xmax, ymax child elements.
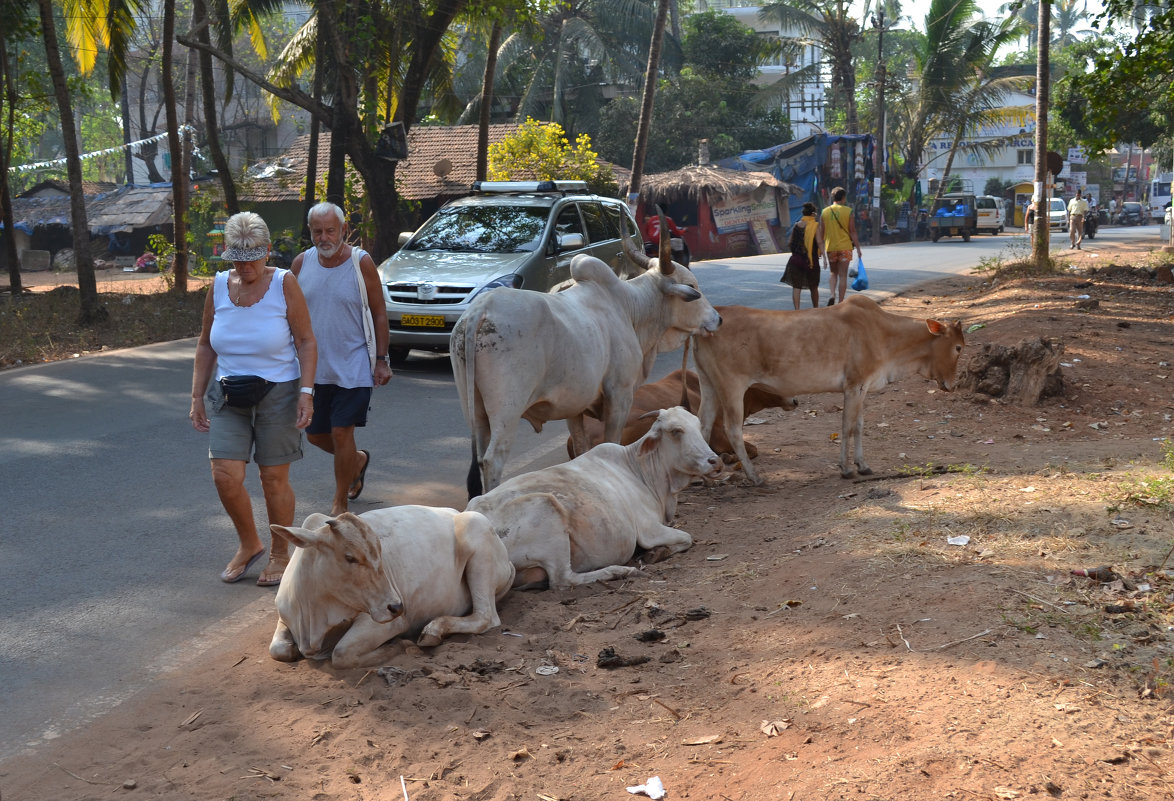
<box><xmin>6</xmin><ymin>185</ymin><xmax>173</xmax><ymax>235</ymax></box>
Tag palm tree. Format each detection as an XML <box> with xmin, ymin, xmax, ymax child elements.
<box><xmin>38</xmin><ymin>0</ymin><xmax>107</xmax><ymax>322</ymax></box>
<box><xmin>162</xmin><ymin>0</ymin><xmax>188</xmax><ymax>293</ymax></box>
<box><xmin>494</xmin><ymin>0</ymin><xmax>677</xmax><ymax>126</ymax></box>
<box><xmin>998</xmin><ymin>0</ymin><xmax>1039</xmax><ymax>47</ymax></box>
<box><xmin>630</xmin><ymin>0</ymin><xmax>671</xmax><ymax>200</ymax></box>
<box><xmin>891</xmin><ymin>0</ymin><xmax>1023</xmax><ymax>195</ymax></box>
<box><xmin>759</xmin><ymin>0</ymin><xmax>862</xmax><ymax>133</ymax></box>
<box><xmin>0</xmin><ymin>0</ymin><xmax>34</xmax><ymax>295</ymax></box>
<box><xmin>1052</xmin><ymin>0</ymin><xmax>1093</xmax><ymax>46</ymax></box>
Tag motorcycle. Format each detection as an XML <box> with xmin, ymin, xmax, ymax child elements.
<box><xmin>1083</xmin><ymin>210</ymin><xmax>1098</xmax><ymax>240</ymax></box>
<box><xmin>643</xmin><ymin>234</ymin><xmax>691</xmax><ymax>267</ymax></box>
<box><xmin>914</xmin><ymin>208</ymin><xmax>930</xmax><ymax>241</ymax></box>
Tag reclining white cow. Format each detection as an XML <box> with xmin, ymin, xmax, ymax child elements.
<box><xmin>467</xmin><ymin>406</ymin><xmax>721</xmax><ymax>590</ymax></box>
<box><xmin>451</xmin><ymin>215</ymin><xmax>722</xmax><ymax>498</ymax></box>
<box><xmin>268</xmin><ymin>506</ymin><xmax>515</xmax><ymax>669</ymax></box>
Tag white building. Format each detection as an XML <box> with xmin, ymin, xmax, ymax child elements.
<box><xmin>920</xmin><ymin>90</ymin><xmax>1039</xmax><ymax>194</ymax></box>
<box><xmin>697</xmin><ymin>1</ymin><xmax>827</xmax><ymax>139</ymax></box>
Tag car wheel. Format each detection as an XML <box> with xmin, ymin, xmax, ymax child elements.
<box><xmin>962</xmin><ymin>230</ymin><xmax>971</xmax><ymax>242</ymax></box>
<box><xmin>387</xmin><ymin>346</ymin><xmax>410</xmax><ymax>366</ymax></box>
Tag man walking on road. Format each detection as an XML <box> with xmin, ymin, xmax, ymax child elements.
<box><xmin>292</xmin><ymin>203</ymin><xmax>392</xmax><ymax>514</ymax></box>
<box><xmin>1068</xmin><ymin>190</ymin><xmax>1089</xmax><ymax>249</ymax></box>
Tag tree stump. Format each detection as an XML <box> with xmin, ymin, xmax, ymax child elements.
<box><xmin>959</xmin><ymin>338</ymin><xmax>1064</xmax><ymax>405</ymax></box>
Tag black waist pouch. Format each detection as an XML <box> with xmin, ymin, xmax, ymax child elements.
<box><xmin>219</xmin><ymin>375</ymin><xmax>275</xmax><ymax>408</ymax></box>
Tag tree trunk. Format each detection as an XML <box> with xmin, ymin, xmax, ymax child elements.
<box><xmin>38</xmin><ymin>0</ymin><xmax>105</xmax><ymax>323</ymax></box>
<box><xmin>1033</xmin><ymin>0</ymin><xmax>1050</xmax><ymax>269</ymax></box>
<box><xmin>629</xmin><ymin>0</ymin><xmax>671</xmax><ymax>203</ymax></box>
<box><xmin>163</xmin><ymin>0</ymin><xmax>189</xmax><ymax>293</ymax></box>
<box><xmin>476</xmin><ymin>21</ymin><xmax>502</xmax><ymax>183</ymax></box>
<box><xmin>194</xmin><ymin>0</ymin><xmax>238</xmax><ymax>214</ymax></box>
<box><xmin>1</xmin><ymin>33</ymin><xmax>23</xmax><ymax>293</ymax></box>
<box><xmin>120</xmin><ymin>75</ymin><xmax>135</xmax><ymax>184</ymax></box>
<box><xmin>300</xmin><ymin>34</ymin><xmax>325</xmax><ymax>249</ymax></box>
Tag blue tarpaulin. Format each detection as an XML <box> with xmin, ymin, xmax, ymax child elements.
<box><xmin>718</xmin><ymin>133</ymin><xmax>875</xmax><ymax>225</ymax></box>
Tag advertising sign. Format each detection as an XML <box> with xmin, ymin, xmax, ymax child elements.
<box><xmin>711</xmin><ymin>194</ymin><xmax>779</xmax><ymax>234</ymax></box>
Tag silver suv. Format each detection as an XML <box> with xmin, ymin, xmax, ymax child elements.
<box><xmin>377</xmin><ymin>181</ymin><xmax>643</xmax><ymax>362</ymax></box>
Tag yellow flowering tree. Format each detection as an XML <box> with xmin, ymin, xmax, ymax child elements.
<box><xmin>488</xmin><ymin>118</ymin><xmax>618</xmax><ymax>196</ymax></box>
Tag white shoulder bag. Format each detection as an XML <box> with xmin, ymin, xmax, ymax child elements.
<box><xmin>350</xmin><ymin>248</ymin><xmax>378</xmax><ymax>373</ymax></box>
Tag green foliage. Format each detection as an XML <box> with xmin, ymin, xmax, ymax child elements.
<box><xmin>488</xmin><ymin>119</ymin><xmax>618</xmax><ymax>195</ymax></box>
<box><xmin>1058</xmin><ymin>10</ymin><xmax>1174</xmax><ymax>151</ymax></box>
<box><xmin>682</xmin><ymin>10</ymin><xmax>773</xmax><ymax>82</ymax></box>
<box><xmin>595</xmin><ymin>67</ymin><xmax>792</xmax><ymax>173</ymax></box>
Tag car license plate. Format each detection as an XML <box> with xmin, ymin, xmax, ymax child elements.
<box><xmin>401</xmin><ymin>313</ymin><xmax>445</xmax><ymax>328</ymax></box>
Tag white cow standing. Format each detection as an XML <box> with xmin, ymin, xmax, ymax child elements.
<box><xmin>269</xmin><ymin>507</ymin><xmax>515</xmax><ymax>669</ymax></box>
<box><xmin>467</xmin><ymin>407</ymin><xmax>721</xmax><ymax>590</ymax></box>
<box><xmin>451</xmin><ymin>219</ymin><xmax>721</xmax><ymax>497</ymax></box>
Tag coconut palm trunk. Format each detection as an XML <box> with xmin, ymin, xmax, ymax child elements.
<box><xmin>38</xmin><ymin>0</ymin><xmax>106</xmax><ymax>323</ymax></box>
<box><xmin>163</xmin><ymin>0</ymin><xmax>188</xmax><ymax>293</ymax></box>
<box><xmin>1</xmin><ymin>34</ymin><xmax>22</xmax><ymax>294</ymax></box>
<box><xmin>476</xmin><ymin>21</ymin><xmax>502</xmax><ymax>182</ymax></box>
<box><xmin>630</xmin><ymin>0</ymin><xmax>671</xmax><ymax>201</ymax></box>
<box><xmin>194</xmin><ymin>0</ymin><xmax>238</xmax><ymax>214</ymax></box>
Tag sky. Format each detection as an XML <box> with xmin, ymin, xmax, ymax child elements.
<box><xmin>884</xmin><ymin>0</ymin><xmax>1106</xmax><ymax>30</ymax></box>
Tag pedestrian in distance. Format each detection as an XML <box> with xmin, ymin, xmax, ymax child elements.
<box><xmin>780</xmin><ymin>202</ymin><xmax>825</xmax><ymax>310</ymax></box>
<box><xmin>1068</xmin><ymin>189</ymin><xmax>1090</xmax><ymax>249</ymax></box>
<box><xmin>291</xmin><ymin>202</ymin><xmax>392</xmax><ymax>515</ymax></box>
<box><xmin>189</xmin><ymin>211</ymin><xmax>318</xmax><ymax>586</ymax></box>
<box><xmin>817</xmin><ymin>186</ymin><xmax>863</xmax><ymax>306</ymax></box>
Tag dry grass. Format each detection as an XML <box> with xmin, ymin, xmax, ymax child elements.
<box><xmin>0</xmin><ymin>271</ymin><xmax>209</xmax><ymax>369</ymax></box>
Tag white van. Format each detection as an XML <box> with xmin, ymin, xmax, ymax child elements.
<box><xmin>976</xmin><ymin>196</ymin><xmax>1005</xmax><ymax>234</ymax></box>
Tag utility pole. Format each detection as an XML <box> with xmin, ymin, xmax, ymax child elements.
<box><xmin>871</xmin><ymin>8</ymin><xmax>886</xmax><ymax>245</ymax></box>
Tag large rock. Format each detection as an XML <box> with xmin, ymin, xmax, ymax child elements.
<box><xmin>959</xmin><ymin>338</ymin><xmax>1064</xmax><ymax>405</ymax></box>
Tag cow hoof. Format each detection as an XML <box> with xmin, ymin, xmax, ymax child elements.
<box><xmin>417</xmin><ymin>632</ymin><xmax>443</xmax><ymax>648</ymax></box>
<box><xmin>840</xmin><ymin>469</ymin><xmax>856</xmax><ymax>479</ymax></box>
<box><xmin>857</xmin><ymin>465</ymin><xmax>874</xmax><ymax>476</ymax></box>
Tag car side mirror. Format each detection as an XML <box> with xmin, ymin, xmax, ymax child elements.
<box><xmin>397</xmin><ymin>231</ymin><xmax>414</xmax><ymax>246</ymax></box>
<box><xmin>556</xmin><ymin>232</ymin><xmax>586</xmax><ymax>252</ymax></box>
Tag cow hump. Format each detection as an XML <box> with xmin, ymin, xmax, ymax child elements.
<box><xmin>570</xmin><ymin>254</ymin><xmax>621</xmax><ymax>287</ymax></box>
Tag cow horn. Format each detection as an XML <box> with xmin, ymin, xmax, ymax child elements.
<box><xmin>656</xmin><ymin>205</ymin><xmax>675</xmax><ymax>275</ymax></box>
<box><xmin>621</xmin><ymin>213</ymin><xmax>650</xmax><ymax>270</ymax></box>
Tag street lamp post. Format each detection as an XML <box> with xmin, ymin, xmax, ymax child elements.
<box><xmin>872</xmin><ymin>9</ymin><xmax>886</xmax><ymax>246</ymax></box>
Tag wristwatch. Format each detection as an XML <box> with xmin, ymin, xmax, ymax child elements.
<box><xmin>299</xmin><ymin>386</ymin><xmax>314</xmax><ymax>396</ymax></box>
<box><xmin>376</xmin><ymin>355</ymin><xmax>389</xmax><ymax>363</ymax></box>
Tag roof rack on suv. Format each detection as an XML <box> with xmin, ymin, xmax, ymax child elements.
<box><xmin>470</xmin><ymin>180</ymin><xmax>590</xmax><ymax>194</ymax></box>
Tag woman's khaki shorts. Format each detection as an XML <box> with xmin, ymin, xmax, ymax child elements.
<box><xmin>206</xmin><ymin>377</ymin><xmax>304</xmax><ymax>465</ymax></box>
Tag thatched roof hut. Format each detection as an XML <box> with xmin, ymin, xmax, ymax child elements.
<box><xmin>623</xmin><ymin>165</ymin><xmax>800</xmax><ymax>260</ymax></box>
<box><xmin>623</xmin><ymin>164</ymin><xmax>797</xmax><ymax>204</ymax></box>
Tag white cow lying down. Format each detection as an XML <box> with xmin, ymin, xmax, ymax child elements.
<box><xmin>269</xmin><ymin>506</ymin><xmax>515</xmax><ymax>669</ymax></box>
<box><xmin>467</xmin><ymin>406</ymin><xmax>721</xmax><ymax>590</ymax></box>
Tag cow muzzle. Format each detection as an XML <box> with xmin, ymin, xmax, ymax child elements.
<box><xmin>370</xmin><ymin>600</ymin><xmax>404</xmax><ymax>624</ymax></box>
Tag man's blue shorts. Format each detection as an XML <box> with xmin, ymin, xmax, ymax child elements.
<box><xmin>307</xmin><ymin>384</ymin><xmax>372</xmax><ymax>434</ymax></box>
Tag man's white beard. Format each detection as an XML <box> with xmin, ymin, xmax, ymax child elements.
<box><xmin>316</xmin><ymin>241</ymin><xmax>339</xmax><ymax>259</ymax></box>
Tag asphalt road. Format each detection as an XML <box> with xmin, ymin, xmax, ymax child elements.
<box><xmin>0</xmin><ymin>223</ymin><xmax>1161</xmax><ymax>764</ymax></box>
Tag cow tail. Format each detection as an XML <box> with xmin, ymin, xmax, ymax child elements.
<box><xmin>464</xmin><ymin>308</ymin><xmax>485</xmax><ymax>498</ymax></box>
<box><xmin>679</xmin><ymin>337</ymin><xmax>692</xmax><ymax>412</ymax></box>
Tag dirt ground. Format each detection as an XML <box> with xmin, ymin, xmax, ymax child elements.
<box><xmin>5</xmin><ymin>241</ymin><xmax>1174</xmax><ymax>801</ymax></box>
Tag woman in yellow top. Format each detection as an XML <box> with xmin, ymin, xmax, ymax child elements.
<box><xmin>817</xmin><ymin>186</ymin><xmax>863</xmax><ymax>306</ymax></box>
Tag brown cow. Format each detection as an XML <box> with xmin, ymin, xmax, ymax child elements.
<box><xmin>693</xmin><ymin>297</ymin><xmax>965</xmax><ymax>483</ymax></box>
<box><xmin>568</xmin><ymin>369</ymin><xmax>795</xmax><ymax>463</ymax></box>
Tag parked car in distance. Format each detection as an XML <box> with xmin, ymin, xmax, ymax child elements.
<box><xmin>1047</xmin><ymin>197</ymin><xmax>1068</xmax><ymax>232</ymax></box>
<box><xmin>975</xmin><ymin>195</ymin><xmax>1004</xmax><ymax>234</ymax></box>
<box><xmin>376</xmin><ymin>180</ymin><xmax>644</xmax><ymax>363</ymax></box>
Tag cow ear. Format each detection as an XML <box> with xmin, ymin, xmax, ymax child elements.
<box><xmin>271</xmin><ymin>523</ymin><xmax>315</xmax><ymax>549</ymax></box>
<box><xmin>925</xmin><ymin>318</ymin><xmax>946</xmax><ymax>336</ymax></box>
<box><xmin>637</xmin><ymin>428</ymin><xmax>662</xmax><ymax>456</ymax></box>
